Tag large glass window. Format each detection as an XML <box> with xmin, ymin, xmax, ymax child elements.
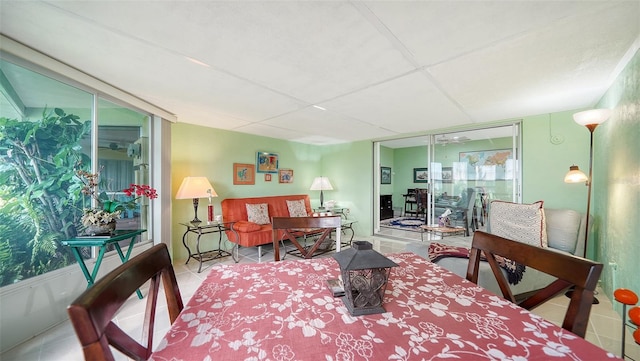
<box><xmin>0</xmin><ymin>58</ymin><xmax>152</xmax><ymax>287</ymax></box>
<box><xmin>97</xmin><ymin>99</ymin><xmax>151</xmax><ymax>244</ymax></box>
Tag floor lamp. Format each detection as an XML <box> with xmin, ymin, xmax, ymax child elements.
<box><xmin>564</xmin><ymin>108</ymin><xmax>611</xmax><ymax>304</ymax></box>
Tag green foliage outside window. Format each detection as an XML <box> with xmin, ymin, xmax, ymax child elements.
<box><xmin>0</xmin><ymin>108</ymin><xmax>90</xmax><ymax>286</ymax></box>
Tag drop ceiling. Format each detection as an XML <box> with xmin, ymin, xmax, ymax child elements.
<box><xmin>1</xmin><ymin>1</ymin><xmax>638</xmax><ymax>146</ymax></box>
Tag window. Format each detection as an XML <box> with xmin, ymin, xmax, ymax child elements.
<box><xmin>0</xmin><ymin>58</ymin><xmax>153</xmax><ymax>287</ymax></box>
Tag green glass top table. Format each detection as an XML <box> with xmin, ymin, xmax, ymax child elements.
<box><xmin>62</xmin><ymin>229</ymin><xmax>146</xmax><ymax>299</ymax></box>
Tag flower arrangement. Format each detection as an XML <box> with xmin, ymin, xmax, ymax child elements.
<box><xmin>76</xmin><ymin>167</ymin><xmax>157</xmax><ymax>230</ymax></box>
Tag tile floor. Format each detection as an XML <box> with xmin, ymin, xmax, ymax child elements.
<box><xmin>2</xmin><ymin>232</ymin><xmax>638</xmax><ymax>360</ymax></box>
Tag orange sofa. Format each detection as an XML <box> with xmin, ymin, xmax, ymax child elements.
<box><xmin>221</xmin><ymin>194</ymin><xmax>313</xmax><ymax>249</ymax></box>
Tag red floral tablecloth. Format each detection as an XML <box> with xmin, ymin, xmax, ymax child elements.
<box><xmin>151</xmin><ymin>252</ymin><xmax>618</xmax><ymax>361</ymax></box>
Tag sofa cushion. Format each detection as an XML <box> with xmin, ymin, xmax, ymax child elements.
<box><xmin>246</xmin><ymin>203</ymin><xmax>270</xmax><ymax>224</ymax></box>
<box><xmin>286</xmin><ymin>199</ymin><xmax>308</xmax><ymax>217</ymax></box>
<box><xmin>233</xmin><ymin>221</ymin><xmax>262</xmax><ymax>233</ymax></box>
<box><xmin>545</xmin><ymin>208</ymin><xmax>582</xmax><ymax>254</ymax></box>
<box><xmin>489</xmin><ymin>200</ymin><xmax>547</xmax><ymax>247</ymax></box>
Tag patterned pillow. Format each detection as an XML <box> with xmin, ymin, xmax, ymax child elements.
<box><xmin>488</xmin><ymin>200</ymin><xmax>548</xmax><ymax>247</ymax></box>
<box><xmin>286</xmin><ymin>199</ymin><xmax>308</xmax><ymax>217</ymax></box>
<box><xmin>246</xmin><ymin>203</ymin><xmax>270</xmax><ymax>224</ymax></box>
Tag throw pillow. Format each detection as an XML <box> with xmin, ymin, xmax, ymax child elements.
<box><xmin>545</xmin><ymin>208</ymin><xmax>582</xmax><ymax>254</ymax></box>
<box><xmin>488</xmin><ymin>200</ymin><xmax>547</xmax><ymax>247</ymax></box>
<box><xmin>286</xmin><ymin>199</ymin><xmax>308</xmax><ymax>217</ymax></box>
<box><xmin>246</xmin><ymin>203</ymin><xmax>270</xmax><ymax>224</ymax></box>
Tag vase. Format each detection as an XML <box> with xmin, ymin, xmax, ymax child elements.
<box><xmin>85</xmin><ymin>220</ymin><xmax>116</xmax><ymax>236</ymax></box>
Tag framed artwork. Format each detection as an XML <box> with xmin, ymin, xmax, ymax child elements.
<box><xmin>233</xmin><ymin>163</ymin><xmax>255</xmax><ymax>185</ymax></box>
<box><xmin>413</xmin><ymin>168</ymin><xmax>428</xmax><ymax>183</ymax></box>
<box><xmin>459</xmin><ymin>149</ymin><xmax>513</xmax><ymax>180</ymax></box>
<box><xmin>442</xmin><ymin>167</ymin><xmax>453</xmax><ymax>183</ymax></box>
<box><xmin>264</xmin><ymin>174</ymin><xmax>272</xmax><ymax>182</ymax></box>
<box><xmin>380</xmin><ymin>167</ymin><xmax>391</xmax><ymax>184</ymax></box>
<box><xmin>279</xmin><ymin>169</ymin><xmax>294</xmax><ymax>183</ymax></box>
<box><xmin>256</xmin><ymin>152</ymin><xmax>279</xmax><ymax>173</ymax></box>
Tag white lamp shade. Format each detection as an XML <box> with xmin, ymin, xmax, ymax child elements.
<box><xmin>564</xmin><ymin>165</ymin><xmax>588</xmax><ymax>183</ymax></box>
<box><xmin>176</xmin><ymin>177</ymin><xmax>217</xmax><ymax>199</ymax></box>
<box><xmin>310</xmin><ymin>176</ymin><xmax>333</xmax><ymax>191</ymax></box>
<box><xmin>573</xmin><ymin>109</ymin><xmax>611</xmax><ymax>127</ymax></box>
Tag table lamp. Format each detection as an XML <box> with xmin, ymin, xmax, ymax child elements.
<box><xmin>310</xmin><ymin>176</ymin><xmax>333</xmax><ymax>209</ymax></box>
<box><xmin>176</xmin><ymin>176</ymin><xmax>217</xmax><ymax>224</ymax></box>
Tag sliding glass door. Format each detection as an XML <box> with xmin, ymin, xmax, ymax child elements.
<box><xmin>428</xmin><ymin>124</ymin><xmax>521</xmax><ymax>231</ymax></box>
<box><xmin>374</xmin><ymin>123</ymin><xmax>521</xmax><ymax>238</ymax></box>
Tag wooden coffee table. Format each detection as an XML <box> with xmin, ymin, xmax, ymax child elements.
<box><xmin>420</xmin><ymin>225</ymin><xmax>466</xmax><ymax>241</ymax></box>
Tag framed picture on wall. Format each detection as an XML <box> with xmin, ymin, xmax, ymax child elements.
<box><xmin>256</xmin><ymin>151</ymin><xmax>279</xmax><ymax>173</ymax></box>
<box><xmin>381</xmin><ymin>167</ymin><xmax>391</xmax><ymax>184</ymax></box>
<box><xmin>279</xmin><ymin>169</ymin><xmax>294</xmax><ymax>183</ymax></box>
<box><xmin>413</xmin><ymin>168</ymin><xmax>428</xmax><ymax>183</ymax></box>
<box><xmin>233</xmin><ymin>163</ymin><xmax>255</xmax><ymax>185</ymax></box>
<box><xmin>442</xmin><ymin>167</ymin><xmax>453</xmax><ymax>183</ymax></box>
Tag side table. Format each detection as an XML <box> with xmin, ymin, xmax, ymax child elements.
<box><xmin>62</xmin><ymin>229</ymin><xmax>146</xmax><ymax>299</ymax></box>
<box><xmin>340</xmin><ymin>219</ymin><xmax>357</xmax><ymax>246</ymax></box>
<box><xmin>181</xmin><ymin>222</ymin><xmax>237</xmax><ymax>273</ymax></box>
<box><xmin>313</xmin><ymin>207</ymin><xmax>349</xmax><ymax>219</ymax></box>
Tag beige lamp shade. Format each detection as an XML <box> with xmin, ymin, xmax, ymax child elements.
<box><xmin>310</xmin><ymin>176</ymin><xmax>333</xmax><ymax>209</ymax></box>
<box><xmin>309</xmin><ymin>176</ymin><xmax>333</xmax><ymax>191</ymax></box>
<box><xmin>573</xmin><ymin>109</ymin><xmax>611</xmax><ymax>127</ymax></box>
<box><xmin>176</xmin><ymin>176</ymin><xmax>217</xmax><ymax>223</ymax></box>
<box><xmin>564</xmin><ymin>165</ymin><xmax>588</xmax><ymax>183</ymax></box>
<box><xmin>175</xmin><ymin>177</ymin><xmax>217</xmax><ymax>199</ymax></box>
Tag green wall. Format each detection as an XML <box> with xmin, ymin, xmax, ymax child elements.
<box><xmin>522</xmin><ymin>111</ymin><xmax>590</xmax><ymax>211</ymax></box>
<box><xmin>595</xmin><ymin>49</ymin><xmax>640</xmax><ymax>308</ymax></box>
<box><xmin>320</xmin><ymin>140</ymin><xmax>374</xmax><ymax>237</ymax></box>
<box><xmin>171</xmin><ymin>124</ymin><xmax>322</xmax><ymax>260</ymax></box>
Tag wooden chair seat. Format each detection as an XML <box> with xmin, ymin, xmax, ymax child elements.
<box><xmin>466</xmin><ymin>231</ymin><xmax>602</xmax><ymax>338</ymax></box>
<box><xmin>67</xmin><ymin>243</ymin><xmax>184</xmax><ymax>361</ymax></box>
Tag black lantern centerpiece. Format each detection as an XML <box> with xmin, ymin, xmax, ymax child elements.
<box><xmin>332</xmin><ymin>241</ymin><xmax>398</xmax><ymax>316</ymax></box>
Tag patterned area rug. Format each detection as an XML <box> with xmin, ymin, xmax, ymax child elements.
<box><xmin>380</xmin><ymin>217</ymin><xmax>425</xmax><ymax>232</ymax></box>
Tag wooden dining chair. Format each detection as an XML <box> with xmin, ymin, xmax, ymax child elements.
<box><xmin>466</xmin><ymin>231</ymin><xmax>603</xmax><ymax>338</ymax></box>
<box><xmin>67</xmin><ymin>243</ymin><xmax>184</xmax><ymax>361</ymax></box>
<box><xmin>272</xmin><ymin>216</ymin><xmax>341</xmax><ymax>261</ymax></box>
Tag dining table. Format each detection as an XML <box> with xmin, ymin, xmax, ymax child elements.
<box><xmin>150</xmin><ymin>252</ymin><xmax>619</xmax><ymax>361</ymax></box>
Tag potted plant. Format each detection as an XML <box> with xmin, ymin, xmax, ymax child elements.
<box><xmin>76</xmin><ymin>167</ymin><xmax>157</xmax><ymax>235</ymax></box>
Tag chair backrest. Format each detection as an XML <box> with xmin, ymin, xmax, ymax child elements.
<box><xmin>272</xmin><ymin>216</ymin><xmax>341</xmax><ymax>261</ymax></box>
<box><xmin>67</xmin><ymin>243</ymin><xmax>184</xmax><ymax>361</ymax></box>
<box><xmin>466</xmin><ymin>231</ymin><xmax>602</xmax><ymax>338</ymax></box>
<box><xmin>415</xmin><ymin>188</ymin><xmax>427</xmax><ymax>213</ymax></box>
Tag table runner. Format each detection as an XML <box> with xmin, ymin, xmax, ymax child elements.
<box><xmin>151</xmin><ymin>252</ymin><xmax>617</xmax><ymax>361</ymax></box>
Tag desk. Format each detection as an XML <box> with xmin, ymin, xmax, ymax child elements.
<box><xmin>62</xmin><ymin>229</ymin><xmax>146</xmax><ymax>299</ymax></box>
<box><xmin>180</xmin><ymin>222</ymin><xmax>237</xmax><ymax>273</ymax></box>
<box><xmin>151</xmin><ymin>252</ymin><xmax>615</xmax><ymax>360</ymax></box>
